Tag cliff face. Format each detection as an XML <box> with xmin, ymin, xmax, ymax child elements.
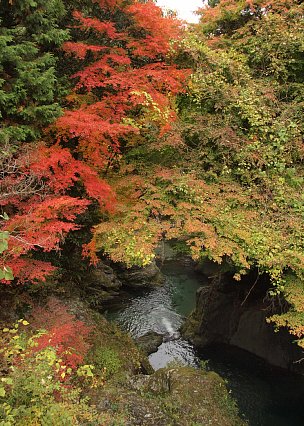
<box><xmin>183</xmin><ymin>267</ymin><xmax>304</xmax><ymax>374</ymax></box>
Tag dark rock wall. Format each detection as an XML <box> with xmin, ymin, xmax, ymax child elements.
<box><xmin>183</xmin><ymin>271</ymin><xmax>304</xmax><ymax>374</ymax></box>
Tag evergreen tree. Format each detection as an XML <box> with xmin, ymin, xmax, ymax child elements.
<box><xmin>0</xmin><ymin>0</ymin><xmax>69</xmax><ymax>145</ymax></box>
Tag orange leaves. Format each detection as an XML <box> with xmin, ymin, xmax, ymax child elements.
<box><xmin>72</xmin><ymin>11</ymin><xmax>119</xmax><ymax>39</ymax></box>
<box><xmin>0</xmin><ymin>141</ymin><xmax>116</xmax><ymax>284</ymax></box>
<box><xmin>30</xmin><ymin>298</ymin><xmax>92</xmax><ymax>376</ymax></box>
<box><xmin>6</xmin><ymin>259</ymin><xmax>57</xmax><ymax>284</ymax></box>
<box><xmin>56</xmin><ymin>110</ymin><xmax>138</xmax><ymax>169</ymax></box>
<box><xmin>126</xmin><ymin>1</ymin><xmax>181</xmax><ymax>59</ymax></box>
<box><xmin>1</xmin><ymin>194</ymin><xmax>89</xmax><ymax>284</ymax></box>
<box><xmin>7</xmin><ymin>195</ymin><xmax>89</xmax><ymax>251</ymax></box>
<box><xmin>30</xmin><ymin>144</ymin><xmax>78</xmax><ymax>192</ymax></box>
<box><xmin>79</xmin><ymin>163</ymin><xmax>115</xmax><ymax>212</ymax></box>
<box><xmin>63</xmin><ymin>42</ymin><xmax>108</xmax><ymax>60</ymax></box>
<box><xmin>26</xmin><ymin>144</ymin><xmax>115</xmax><ymax>210</ymax></box>
<box><xmin>57</xmin><ymin>1</ymin><xmax>190</xmax><ymax>178</ymax></box>
<box><xmin>72</xmin><ymin>52</ymin><xmax>131</xmax><ymax>91</ymax></box>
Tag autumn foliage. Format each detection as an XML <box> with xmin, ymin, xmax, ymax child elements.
<box><xmin>0</xmin><ymin>0</ymin><xmax>188</xmax><ymax>283</ymax></box>
<box><xmin>58</xmin><ymin>1</ymin><xmax>188</xmax><ymax>170</ymax></box>
<box><xmin>30</xmin><ymin>298</ymin><xmax>91</xmax><ymax>377</ymax></box>
<box><xmin>88</xmin><ymin>0</ymin><xmax>304</xmax><ymax>344</ymax></box>
<box><xmin>1</xmin><ymin>0</ymin><xmax>303</xmax><ymax>350</ymax></box>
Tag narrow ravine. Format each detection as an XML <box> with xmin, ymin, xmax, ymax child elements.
<box><xmin>105</xmin><ymin>261</ymin><xmax>304</xmax><ymax>426</ymax></box>
<box><xmin>105</xmin><ymin>261</ymin><xmax>201</xmax><ymax>369</ymax></box>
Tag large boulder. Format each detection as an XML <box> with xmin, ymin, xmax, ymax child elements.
<box><xmin>124</xmin><ymin>367</ymin><xmax>244</xmax><ymax>426</ymax></box>
<box><xmin>93</xmin><ymin>366</ymin><xmax>244</xmax><ymax>425</ymax></box>
<box><xmin>88</xmin><ymin>262</ymin><xmax>122</xmax><ymax>290</ymax></box>
<box><xmin>135</xmin><ymin>331</ymin><xmax>163</xmax><ymax>355</ymax></box>
<box><xmin>115</xmin><ymin>261</ymin><xmax>165</xmax><ymax>288</ymax></box>
<box><xmin>183</xmin><ymin>273</ymin><xmax>304</xmax><ymax>374</ymax></box>
<box><xmin>82</xmin><ymin>261</ymin><xmax>122</xmax><ymax>305</ymax></box>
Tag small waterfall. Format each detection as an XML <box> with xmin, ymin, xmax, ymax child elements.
<box><xmin>105</xmin><ymin>261</ymin><xmax>304</xmax><ymax>425</ymax></box>
<box><xmin>161</xmin><ymin>317</ymin><xmax>175</xmax><ymax>334</ymax></box>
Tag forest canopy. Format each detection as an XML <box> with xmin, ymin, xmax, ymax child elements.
<box><xmin>0</xmin><ymin>0</ymin><xmax>303</xmax><ymax>344</ymax></box>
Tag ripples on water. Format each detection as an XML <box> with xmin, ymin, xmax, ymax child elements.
<box><xmin>105</xmin><ymin>262</ymin><xmax>202</xmax><ymax>369</ymax></box>
<box><xmin>105</xmin><ymin>261</ymin><xmax>304</xmax><ymax>426</ymax></box>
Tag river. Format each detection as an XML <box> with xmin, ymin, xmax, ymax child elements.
<box><xmin>105</xmin><ymin>261</ymin><xmax>304</xmax><ymax>426</ymax></box>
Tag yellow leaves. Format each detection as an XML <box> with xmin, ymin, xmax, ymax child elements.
<box><xmin>267</xmin><ymin>274</ymin><xmax>304</xmax><ymax>347</ymax></box>
<box><xmin>296</xmin><ymin>339</ymin><xmax>304</xmax><ymax>349</ymax></box>
<box><xmin>268</xmin><ymin>312</ymin><xmax>304</xmax><ymax>339</ymax></box>
<box><xmin>77</xmin><ymin>364</ymin><xmax>95</xmax><ymax>378</ymax></box>
<box><xmin>2</xmin><ymin>319</ymin><xmax>28</xmax><ymax>334</ymax></box>
<box><xmin>93</xmin><ymin>218</ymin><xmax>159</xmax><ymax>267</ymax></box>
<box><xmin>187</xmin><ymin>238</ymin><xmax>203</xmax><ymax>261</ymax></box>
<box><xmin>282</xmin><ymin>275</ymin><xmax>304</xmax><ymax>313</ymax></box>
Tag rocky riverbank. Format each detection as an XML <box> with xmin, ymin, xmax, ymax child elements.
<box><xmin>73</xmin><ymin>299</ymin><xmax>244</xmax><ymax>426</ymax></box>
<box><xmin>182</xmin><ymin>262</ymin><xmax>304</xmax><ymax>375</ymax></box>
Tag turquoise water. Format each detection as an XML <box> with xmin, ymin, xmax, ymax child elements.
<box><xmin>105</xmin><ymin>261</ymin><xmax>304</xmax><ymax>426</ymax></box>
<box><xmin>105</xmin><ymin>261</ymin><xmax>202</xmax><ymax>368</ymax></box>
<box><xmin>201</xmin><ymin>344</ymin><xmax>304</xmax><ymax>426</ymax></box>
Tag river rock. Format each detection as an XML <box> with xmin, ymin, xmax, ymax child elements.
<box><xmin>115</xmin><ymin>260</ymin><xmax>165</xmax><ymax>288</ymax></box>
<box><xmin>82</xmin><ymin>261</ymin><xmax>122</xmax><ymax>305</ymax></box>
<box><xmin>135</xmin><ymin>331</ymin><xmax>163</xmax><ymax>355</ymax></box>
<box><xmin>88</xmin><ymin>261</ymin><xmax>122</xmax><ymax>290</ymax></box>
<box><xmin>125</xmin><ymin>367</ymin><xmax>244</xmax><ymax>425</ymax></box>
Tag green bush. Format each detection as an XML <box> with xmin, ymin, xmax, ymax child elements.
<box><xmin>93</xmin><ymin>348</ymin><xmax>122</xmax><ymax>379</ymax></box>
<box><xmin>0</xmin><ymin>322</ymin><xmax>101</xmax><ymax>426</ymax></box>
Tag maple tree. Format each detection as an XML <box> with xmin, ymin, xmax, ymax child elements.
<box><xmin>89</xmin><ymin>0</ymin><xmax>304</xmax><ymax>345</ymax></box>
<box><xmin>56</xmin><ymin>0</ymin><xmax>188</xmax><ymax>170</ymax></box>
<box><xmin>0</xmin><ymin>0</ymin><xmax>189</xmax><ymax>283</ymax></box>
<box><xmin>1</xmin><ymin>0</ymin><xmax>302</xmax><ymax>349</ymax></box>
<box><xmin>29</xmin><ymin>298</ymin><xmax>92</xmax><ymax>377</ymax></box>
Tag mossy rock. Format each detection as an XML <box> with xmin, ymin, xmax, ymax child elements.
<box><xmin>145</xmin><ymin>367</ymin><xmax>244</xmax><ymax>425</ymax></box>
<box><xmin>135</xmin><ymin>331</ymin><xmax>163</xmax><ymax>355</ymax></box>
<box><xmin>91</xmin><ymin>366</ymin><xmax>245</xmax><ymax>425</ymax></box>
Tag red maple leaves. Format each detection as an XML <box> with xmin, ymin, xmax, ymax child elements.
<box><xmin>0</xmin><ymin>0</ymin><xmax>190</xmax><ymax>284</ymax></box>
<box><xmin>32</xmin><ymin>299</ymin><xmax>91</xmax><ymax>374</ymax></box>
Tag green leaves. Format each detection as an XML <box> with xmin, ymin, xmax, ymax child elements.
<box><xmin>0</xmin><ymin>0</ymin><xmax>68</xmax><ymax>144</ymax></box>
<box><xmin>174</xmin><ymin>0</ymin><xmax>304</xmax><ymax>344</ymax></box>
<box><xmin>0</xmin><ymin>231</ymin><xmax>9</xmax><ymax>254</ymax></box>
<box><xmin>0</xmin><ymin>225</ymin><xmax>14</xmax><ymax>281</ymax></box>
<box><xmin>0</xmin><ymin>266</ymin><xmax>14</xmax><ymax>281</ymax></box>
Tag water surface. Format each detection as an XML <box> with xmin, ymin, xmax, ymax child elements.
<box><xmin>105</xmin><ymin>261</ymin><xmax>202</xmax><ymax>368</ymax></box>
<box><xmin>105</xmin><ymin>261</ymin><xmax>304</xmax><ymax>426</ymax></box>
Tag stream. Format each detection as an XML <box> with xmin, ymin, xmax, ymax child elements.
<box><xmin>105</xmin><ymin>261</ymin><xmax>304</xmax><ymax>426</ymax></box>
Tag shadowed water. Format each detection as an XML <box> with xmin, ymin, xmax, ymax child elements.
<box><xmin>105</xmin><ymin>261</ymin><xmax>304</xmax><ymax>426</ymax></box>
<box><xmin>201</xmin><ymin>344</ymin><xmax>304</xmax><ymax>426</ymax></box>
